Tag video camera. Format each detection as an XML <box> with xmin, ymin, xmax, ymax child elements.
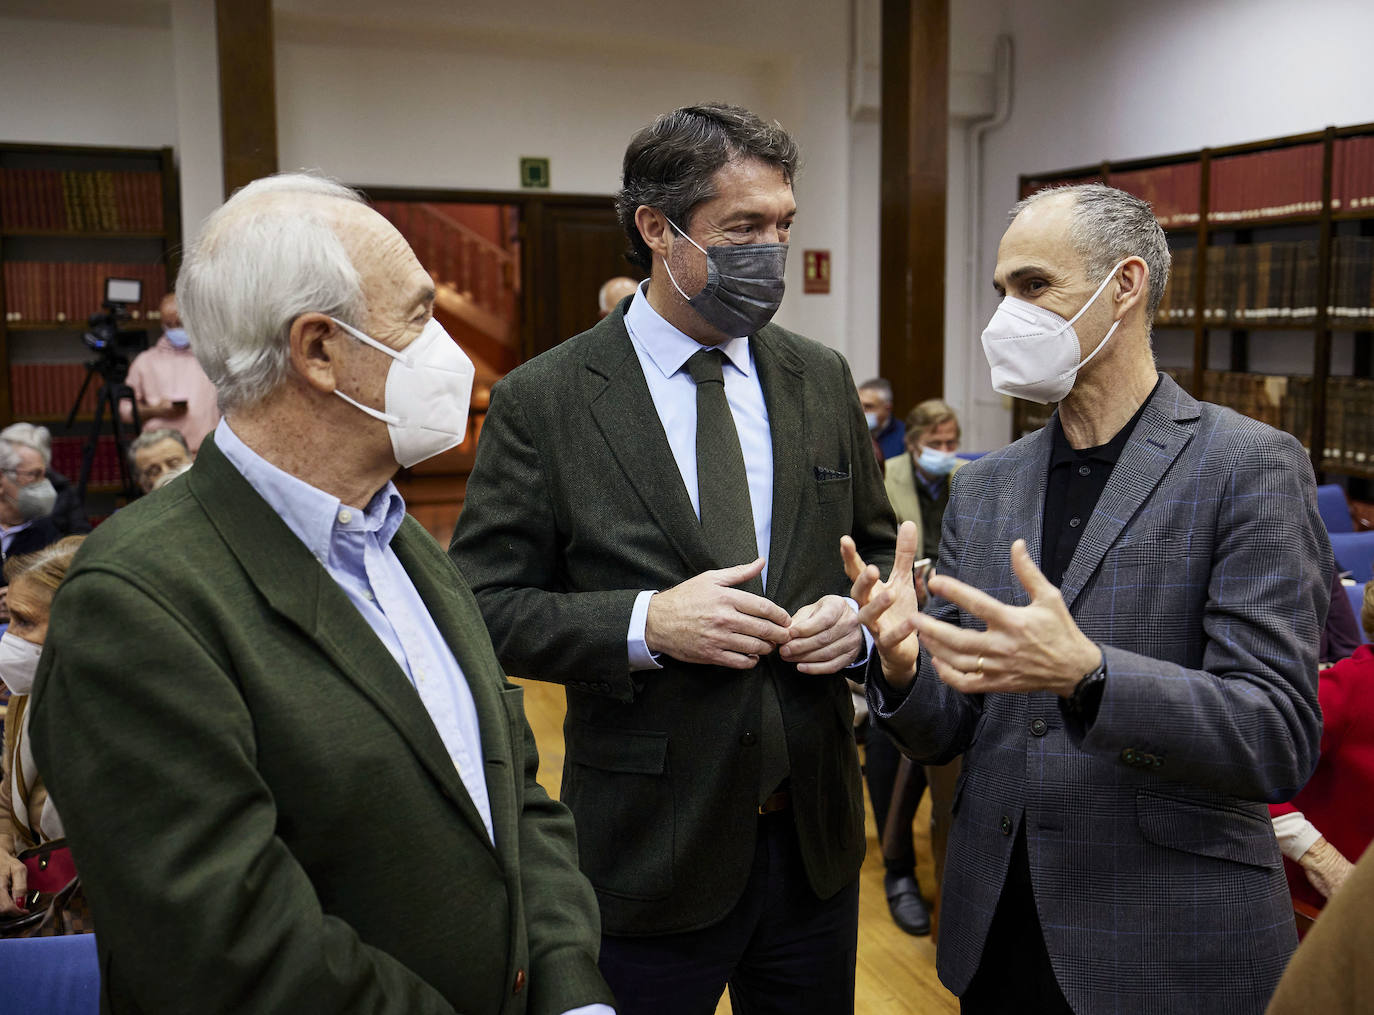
<box><xmin>83</xmin><ymin>277</ymin><xmax>149</xmax><ymax>383</ymax></box>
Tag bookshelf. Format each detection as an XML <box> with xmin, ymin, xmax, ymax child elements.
<box><xmin>1014</xmin><ymin>120</ymin><xmax>1374</xmax><ymax>485</ymax></box>
<box><xmin>0</xmin><ymin>142</ymin><xmax>181</xmax><ymax>494</ymax></box>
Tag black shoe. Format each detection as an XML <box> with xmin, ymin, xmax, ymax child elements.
<box><xmin>884</xmin><ymin>872</ymin><xmax>930</xmax><ymax>936</ymax></box>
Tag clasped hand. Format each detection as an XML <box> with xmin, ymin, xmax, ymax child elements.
<box><xmin>645</xmin><ymin>557</ymin><xmax>862</xmax><ymax>673</ymax></box>
<box><xmin>841</xmin><ymin>521</ymin><xmax>1099</xmax><ymax>694</ymax></box>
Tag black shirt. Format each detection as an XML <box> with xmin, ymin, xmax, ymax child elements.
<box><xmin>1041</xmin><ymin>378</ymin><xmax>1160</xmax><ymax>587</ymax></box>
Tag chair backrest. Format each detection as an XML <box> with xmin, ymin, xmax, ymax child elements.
<box><xmin>1347</xmin><ymin>582</ymin><xmax>1368</xmax><ymax>643</ymax></box>
<box><xmin>1330</xmin><ymin>531</ymin><xmax>1374</xmax><ymax>583</ymax></box>
<box><xmin>0</xmin><ymin>933</ymin><xmax>99</xmax><ymax>1014</ymax></box>
<box><xmin>1317</xmin><ymin>483</ymin><xmax>1354</xmax><ymax>534</ymax></box>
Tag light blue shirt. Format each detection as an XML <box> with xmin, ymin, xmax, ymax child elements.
<box><xmin>621</xmin><ymin>286</ymin><xmax>871</xmax><ymax>671</ymax></box>
<box><xmin>214</xmin><ymin>419</ymin><xmax>495</xmax><ymax>843</ymax></box>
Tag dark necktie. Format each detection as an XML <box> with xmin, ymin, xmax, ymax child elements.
<box><xmin>685</xmin><ymin>348</ymin><xmax>787</xmax><ymax>801</ymax></box>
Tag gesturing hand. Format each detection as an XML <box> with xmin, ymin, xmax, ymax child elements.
<box><xmin>841</xmin><ymin>520</ymin><xmax>923</xmax><ymax>688</ymax></box>
<box><xmin>915</xmin><ymin>539</ymin><xmax>1100</xmax><ymax>697</ymax></box>
<box><xmin>645</xmin><ymin>557</ymin><xmax>792</xmax><ymax>669</ymax></box>
<box><xmin>779</xmin><ymin>595</ymin><xmax>862</xmax><ymax>674</ymax></box>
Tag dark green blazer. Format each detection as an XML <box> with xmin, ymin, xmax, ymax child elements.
<box><xmin>29</xmin><ymin>436</ymin><xmax>612</xmax><ymax>1015</ymax></box>
<box><xmin>450</xmin><ymin>308</ymin><xmax>897</xmax><ymax>935</ymax></box>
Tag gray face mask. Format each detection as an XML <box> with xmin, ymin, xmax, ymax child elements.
<box><xmin>15</xmin><ymin>477</ymin><xmax>56</xmax><ymax>521</ymax></box>
<box><xmin>662</xmin><ymin>216</ymin><xmax>788</xmax><ymax>338</ymax></box>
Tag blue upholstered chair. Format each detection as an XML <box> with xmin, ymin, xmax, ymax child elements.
<box><xmin>1317</xmin><ymin>483</ymin><xmax>1354</xmax><ymax>534</ymax></box>
<box><xmin>1330</xmin><ymin>531</ymin><xmax>1374</xmax><ymax>583</ymax></box>
<box><xmin>0</xmin><ymin>933</ymin><xmax>99</xmax><ymax>1014</ymax></box>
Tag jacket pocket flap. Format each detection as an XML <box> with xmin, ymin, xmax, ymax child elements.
<box><xmin>572</xmin><ymin>727</ymin><xmax>669</xmax><ymax>775</ymax></box>
<box><xmin>1136</xmin><ymin>790</ymin><xmax>1279</xmax><ymax>869</ymax></box>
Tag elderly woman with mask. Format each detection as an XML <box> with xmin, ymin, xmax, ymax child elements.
<box><xmin>0</xmin><ymin>535</ymin><xmax>84</xmax><ymax>916</ymax></box>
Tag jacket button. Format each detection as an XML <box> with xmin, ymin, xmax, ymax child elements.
<box><xmin>740</xmin><ymin>731</ymin><xmax>757</xmax><ymax>746</ymax></box>
<box><xmin>513</xmin><ymin>968</ymin><xmax>526</xmax><ymax>994</ymax></box>
<box><xmin>1121</xmin><ymin>748</ymin><xmax>1136</xmax><ymax>764</ymax></box>
<box><xmin>1000</xmin><ymin>815</ymin><xmax>1012</xmax><ymax>835</ymax></box>
<box><xmin>1029</xmin><ymin>718</ymin><xmax>1047</xmax><ymax>737</ymax></box>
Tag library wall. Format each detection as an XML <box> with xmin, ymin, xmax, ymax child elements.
<box><xmin>953</xmin><ymin>0</ymin><xmax>1374</xmax><ymax>452</ymax></box>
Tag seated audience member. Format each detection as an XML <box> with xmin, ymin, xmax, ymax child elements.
<box><xmin>0</xmin><ymin>536</ymin><xmax>84</xmax><ymax>918</ymax></box>
<box><xmin>859</xmin><ymin>377</ymin><xmax>906</xmax><ymax>460</ymax></box>
<box><xmin>863</xmin><ymin>398</ymin><xmax>965</xmax><ymax>937</ymax></box>
<box><xmin>119</xmin><ymin>291</ymin><xmax>222</xmax><ymax>452</ymax></box>
<box><xmin>1265</xmin><ymin>843</ymin><xmax>1374</xmax><ymax>1014</ymax></box>
<box><xmin>1321</xmin><ymin>569</ymin><xmax>1361</xmax><ymax>664</ymax></box>
<box><xmin>1270</xmin><ymin>581</ymin><xmax>1374</xmax><ymax>910</ymax></box>
<box><xmin>597</xmin><ymin>276</ymin><xmax>640</xmax><ymax>318</ymax></box>
<box><xmin>0</xmin><ymin>424</ymin><xmax>91</xmax><ymax>536</ymax></box>
<box><xmin>0</xmin><ymin>440</ymin><xmax>61</xmax><ymax>621</ymax></box>
<box><xmin>128</xmin><ymin>427</ymin><xmax>192</xmax><ymax>494</ymax></box>
<box><xmin>29</xmin><ymin>172</ymin><xmax>613</xmax><ymax>1013</ymax></box>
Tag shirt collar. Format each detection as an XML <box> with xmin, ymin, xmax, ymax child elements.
<box><xmin>623</xmin><ymin>282</ymin><xmax>753</xmax><ymax>379</ymax></box>
<box><xmin>1050</xmin><ymin>375</ymin><xmax>1161</xmax><ymax>468</ymax></box>
<box><xmin>213</xmin><ymin>418</ymin><xmax>406</xmax><ymax>565</ymax></box>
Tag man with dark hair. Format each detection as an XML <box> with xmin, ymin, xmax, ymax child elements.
<box><xmin>453</xmin><ymin>103</ymin><xmax>896</xmax><ymax>1014</ymax></box>
<box><xmin>858</xmin><ymin>377</ymin><xmax>904</xmax><ymax>459</ymax></box>
<box><xmin>846</xmin><ymin>184</ymin><xmax>1327</xmax><ymax>1014</ymax></box>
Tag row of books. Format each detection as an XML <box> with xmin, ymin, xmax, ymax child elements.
<box><xmin>0</xmin><ymin>168</ymin><xmax>165</xmax><ymax>233</ymax></box>
<box><xmin>1200</xmin><ymin>241</ymin><xmax>1321</xmax><ymax>323</ymax></box>
<box><xmin>1109</xmin><ymin>162</ymin><xmax>1201</xmax><ymax>227</ymax></box>
<box><xmin>1333</xmin><ymin>136</ymin><xmax>1374</xmax><ymax>212</ymax></box>
<box><xmin>1330</xmin><ymin>237</ymin><xmax>1374</xmax><ymax>325</ymax></box>
<box><xmin>9</xmin><ymin>363</ymin><xmax>100</xmax><ymax>419</ymax></box>
<box><xmin>50</xmin><ymin>435</ymin><xmax>126</xmax><ymax>488</ymax></box>
<box><xmin>1208</xmin><ymin>144</ymin><xmax>1324</xmax><ymax>222</ymax></box>
<box><xmin>3</xmin><ymin>261</ymin><xmax>168</xmax><ymax>324</ymax></box>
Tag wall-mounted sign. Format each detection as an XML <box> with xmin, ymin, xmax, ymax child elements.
<box><xmin>803</xmin><ymin>249</ymin><xmax>831</xmax><ymax>294</ymax></box>
<box><xmin>520</xmin><ymin>156</ymin><xmax>550</xmax><ymax>189</ymax></box>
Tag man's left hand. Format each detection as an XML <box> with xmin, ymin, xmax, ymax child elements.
<box><xmin>916</xmin><ymin>539</ymin><xmax>1099</xmax><ymax>696</ymax></box>
<box><xmin>779</xmin><ymin>595</ymin><xmax>862</xmax><ymax>674</ymax></box>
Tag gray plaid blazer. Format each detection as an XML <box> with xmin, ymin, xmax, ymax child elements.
<box><xmin>871</xmin><ymin>374</ymin><xmax>1329</xmax><ymax>1014</ymax></box>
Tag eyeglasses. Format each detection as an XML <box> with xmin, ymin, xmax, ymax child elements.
<box><xmin>3</xmin><ymin>467</ymin><xmax>44</xmax><ymax>484</ymax></box>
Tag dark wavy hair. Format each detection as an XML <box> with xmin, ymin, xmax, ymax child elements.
<box><xmin>615</xmin><ymin>103</ymin><xmax>800</xmax><ymax>271</ymax></box>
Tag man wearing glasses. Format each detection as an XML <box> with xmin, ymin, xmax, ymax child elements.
<box><xmin>0</xmin><ymin>437</ymin><xmax>61</xmax><ymax>618</ymax></box>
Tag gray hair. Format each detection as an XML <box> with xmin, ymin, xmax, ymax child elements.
<box><xmin>0</xmin><ymin>439</ymin><xmax>22</xmax><ymax>474</ymax></box>
<box><xmin>1010</xmin><ymin>183</ymin><xmax>1171</xmax><ymax>323</ymax></box>
<box><xmin>616</xmin><ymin>103</ymin><xmax>800</xmax><ymax>271</ymax></box>
<box><xmin>858</xmin><ymin>378</ymin><xmax>893</xmax><ymax>404</ymax></box>
<box><xmin>177</xmin><ymin>172</ymin><xmax>367</xmax><ymax>414</ymax></box>
<box><xmin>127</xmin><ymin>427</ymin><xmax>189</xmax><ymax>480</ymax></box>
<box><xmin>0</xmin><ymin>423</ymin><xmax>52</xmax><ymax>467</ymax></box>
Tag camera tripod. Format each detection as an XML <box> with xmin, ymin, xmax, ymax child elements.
<box><xmin>65</xmin><ymin>359</ymin><xmax>141</xmax><ymax>503</ymax></box>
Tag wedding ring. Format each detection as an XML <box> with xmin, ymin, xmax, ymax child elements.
<box><xmin>976</xmin><ymin>655</ymin><xmax>985</xmax><ymax>677</ymax></box>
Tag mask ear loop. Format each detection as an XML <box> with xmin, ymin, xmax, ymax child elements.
<box><xmin>661</xmin><ymin>216</ymin><xmax>709</xmax><ymax>303</ymax></box>
<box><xmin>328</xmin><ymin>316</ymin><xmax>405</xmax><ymax>425</ymax></box>
<box><xmin>1056</xmin><ymin>258</ymin><xmax>1132</xmax><ymax>379</ymax></box>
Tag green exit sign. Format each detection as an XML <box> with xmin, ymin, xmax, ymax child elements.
<box><xmin>520</xmin><ymin>157</ymin><xmax>550</xmax><ymax>189</ymax></box>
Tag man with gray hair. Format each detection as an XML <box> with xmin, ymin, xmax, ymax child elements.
<box><xmin>0</xmin><ymin>422</ymin><xmax>90</xmax><ymax>535</ymax></box>
<box><xmin>844</xmin><ymin>183</ymin><xmax>1328</xmax><ymax>1013</ymax></box>
<box><xmin>126</xmin><ymin>426</ymin><xmax>191</xmax><ymax>494</ymax></box>
<box><xmin>30</xmin><ymin>172</ymin><xmax>614</xmax><ymax>1014</ymax></box>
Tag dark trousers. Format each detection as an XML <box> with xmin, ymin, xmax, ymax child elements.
<box><xmin>863</xmin><ymin>715</ymin><xmax>924</xmax><ymax>874</ymax></box>
<box><xmin>961</xmin><ymin>827</ymin><xmax>1074</xmax><ymax>1015</ymax></box>
<box><xmin>598</xmin><ymin>809</ymin><xmax>860</xmax><ymax>1015</ymax></box>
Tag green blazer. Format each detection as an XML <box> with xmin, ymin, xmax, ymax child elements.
<box><xmin>29</xmin><ymin>436</ymin><xmax>612</xmax><ymax>1015</ymax></box>
<box><xmin>451</xmin><ymin>308</ymin><xmax>898</xmax><ymax>935</ymax></box>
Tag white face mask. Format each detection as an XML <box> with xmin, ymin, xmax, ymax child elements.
<box><xmin>0</xmin><ymin>631</ymin><xmax>43</xmax><ymax>695</ymax></box>
<box><xmin>980</xmin><ymin>259</ymin><xmax>1129</xmax><ymax>404</ymax></box>
<box><xmin>152</xmin><ymin>462</ymin><xmax>191</xmax><ymax>491</ymax></box>
<box><xmin>330</xmin><ymin>317</ymin><xmax>476</xmax><ymax>469</ymax></box>
<box><xmin>916</xmin><ymin>446</ymin><xmax>958</xmax><ymax>477</ymax></box>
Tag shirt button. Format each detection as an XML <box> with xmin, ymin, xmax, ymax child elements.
<box><xmin>1030</xmin><ymin>718</ymin><xmax>1047</xmax><ymax>736</ymax></box>
<box><xmin>1000</xmin><ymin>815</ymin><xmax>1012</xmax><ymax>835</ymax></box>
<box><xmin>337</xmin><ymin>508</ymin><xmax>353</xmax><ymax>524</ymax></box>
<box><xmin>1068</xmin><ymin>516</ymin><xmax>1081</xmax><ymax>528</ymax></box>
<box><xmin>740</xmin><ymin>731</ymin><xmax>757</xmax><ymax>746</ymax></box>
<box><xmin>1078</xmin><ymin>465</ymin><xmax>1091</xmax><ymax>476</ymax></box>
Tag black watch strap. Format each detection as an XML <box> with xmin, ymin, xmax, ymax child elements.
<box><xmin>1067</xmin><ymin>650</ymin><xmax>1107</xmax><ymax>721</ymax></box>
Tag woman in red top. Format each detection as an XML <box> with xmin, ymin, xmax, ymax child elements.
<box><xmin>1270</xmin><ymin>582</ymin><xmax>1374</xmax><ymax>909</ymax></box>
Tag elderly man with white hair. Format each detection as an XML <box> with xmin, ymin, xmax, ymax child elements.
<box><xmin>0</xmin><ymin>423</ymin><xmax>91</xmax><ymax>535</ymax></box>
<box><xmin>29</xmin><ymin>173</ymin><xmax>615</xmax><ymax>1015</ymax></box>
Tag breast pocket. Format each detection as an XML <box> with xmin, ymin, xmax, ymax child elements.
<box><xmin>814</xmin><ymin>473</ymin><xmax>852</xmax><ymax>505</ymax></box>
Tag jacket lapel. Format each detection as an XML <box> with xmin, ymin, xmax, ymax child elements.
<box><xmin>752</xmin><ymin>327</ymin><xmax>807</xmax><ymax>599</ymax></box>
<box><xmin>391</xmin><ymin>522</ymin><xmax>518</xmax><ymax>854</ymax></box>
<box><xmin>1005</xmin><ymin>425</ymin><xmax>1055</xmax><ymax>607</ymax></box>
<box><xmin>187</xmin><ymin>437</ymin><xmax>494</xmax><ymax>848</ymax></box>
<box><xmin>586</xmin><ymin>316</ymin><xmax>717</xmax><ymax>577</ymax></box>
<box><xmin>1057</xmin><ymin>375</ymin><xmax>1199</xmax><ymax>611</ymax></box>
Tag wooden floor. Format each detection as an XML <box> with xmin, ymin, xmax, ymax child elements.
<box><xmin>513</xmin><ymin>677</ymin><xmax>960</xmax><ymax>1015</ymax></box>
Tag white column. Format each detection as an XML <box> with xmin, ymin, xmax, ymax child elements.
<box><xmin>169</xmin><ymin>0</ymin><xmax>224</xmax><ymax>241</ymax></box>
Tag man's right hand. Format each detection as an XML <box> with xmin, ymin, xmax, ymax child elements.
<box><xmin>842</xmin><ymin>520</ymin><xmax>923</xmax><ymax>688</ymax></box>
<box><xmin>645</xmin><ymin>557</ymin><xmax>792</xmax><ymax>669</ymax></box>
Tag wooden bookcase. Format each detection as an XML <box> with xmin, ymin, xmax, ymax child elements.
<box><xmin>1014</xmin><ymin>120</ymin><xmax>1374</xmax><ymax>486</ymax></box>
<box><xmin>0</xmin><ymin>142</ymin><xmax>181</xmax><ymax>493</ymax></box>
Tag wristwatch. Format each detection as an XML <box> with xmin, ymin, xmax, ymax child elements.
<box><xmin>1067</xmin><ymin>649</ymin><xmax>1107</xmax><ymax>721</ymax></box>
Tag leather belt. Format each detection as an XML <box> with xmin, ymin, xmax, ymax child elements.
<box><xmin>759</xmin><ymin>789</ymin><xmax>791</xmax><ymax>815</ymax></box>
